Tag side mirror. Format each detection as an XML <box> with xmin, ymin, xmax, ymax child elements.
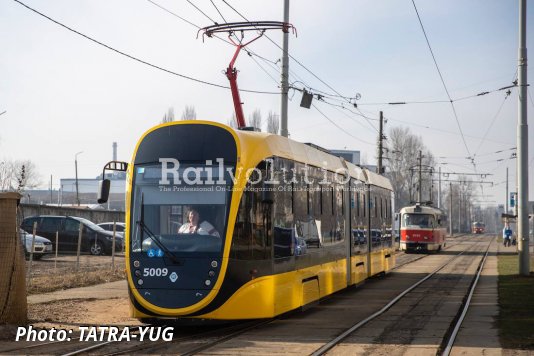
<box><xmin>97</xmin><ymin>161</ymin><xmax>128</xmax><ymax>204</ymax></box>
<box><xmin>394</xmin><ymin>213</ymin><xmax>399</xmax><ymax>221</ymax></box>
<box><xmin>97</xmin><ymin>179</ymin><xmax>111</xmax><ymax>204</ymax></box>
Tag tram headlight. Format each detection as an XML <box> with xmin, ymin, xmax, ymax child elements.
<box><xmin>208</xmin><ymin>271</ymin><xmax>215</xmax><ymax>277</ymax></box>
<box><xmin>138</xmin><ymin>279</ymin><xmax>144</xmax><ymax>286</ymax></box>
<box><xmin>135</xmin><ymin>270</ymin><xmax>141</xmax><ymax>277</ymax></box>
<box><xmin>205</xmin><ymin>280</ymin><xmax>211</xmax><ymax>286</ymax></box>
<box><xmin>134</xmin><ymin>260</ymin><xmax>140</xmax><ymax>268</ymax></box>
<box><xmin>211</xmin><ymin>261</ymin><xmax>218</xmax><ymax>268</ymax></box>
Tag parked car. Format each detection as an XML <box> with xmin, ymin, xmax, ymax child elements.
<box><xmin>352</xmin><ymin>229</ymin><xmax>366</xmax><ymax>245</ymax></box>
<box><xmin>294</xmin><ymin>236</ymin><xmax>308</xmax><ymax>256</ymax></box>
<box><xmin>19</xmin><ymin>229</ymin><xmax>52</xmax><ymax>260</ymax></box>
<box><xmin>97</xmin><ymin>222</ymin><xmax>125</xmax><ymax>238</ymax></box>
<box><xmin>21</xmin><ymin>216</ymin><xmax>123</xmax><ymax>255</ymax></box>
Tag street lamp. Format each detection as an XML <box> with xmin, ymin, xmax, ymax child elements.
<box><xmin>75</xmin><ymin>151</ymin><xmax>83</xmax><ymax>206</ymax></box>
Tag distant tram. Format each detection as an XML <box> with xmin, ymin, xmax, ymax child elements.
<box><xmin>472</xmin><ymin>222</ymin><xmax>485</xmax><ymax>234</ymax></box>
<box><xmin>399</xmin><ymin>204</ymin><xmax>447</xmax><ymax>252</ymax></box>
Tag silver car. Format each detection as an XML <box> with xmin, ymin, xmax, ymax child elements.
<box><xmin>20</xmin><ymin>229</ymin><xmax>53</xmax><ymax>260</ymax></box>
<box><xmin>97</xmin><ymin>222</ymin><xmax>125</xmax><ymax>238</ymax></box>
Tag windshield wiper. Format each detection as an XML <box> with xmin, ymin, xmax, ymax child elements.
<box><xmin>136</xmin><ymin>221</ymin><xmax>182</xmax><ymax>265</ymax></box>
<box><xmin>137</xmin><ymin>193</ymin><xmax>182</xmax><ymax>265</ymax></box>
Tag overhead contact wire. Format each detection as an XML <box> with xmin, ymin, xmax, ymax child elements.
<box><xmin>14</xmin><ymin>0</ymin><xmax>280</xmax><ymax>95</ymax></box>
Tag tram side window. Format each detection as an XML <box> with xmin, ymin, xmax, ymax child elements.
<box><xmin>354</xmin><ymin>192</ymin><xmax>360</xmax><ymax>217</ymax></box>
<box><xmin>336</xmin><ymin>184</ymin><xmax>345</xmax><ymax>242</ymax></box>
<box><xmin>231</xmin><ymin>167</ymin><xmax>272</xmax><ymax>260</ymax></box>
<box><xmin>318</xmin><ymin>171</ymin><xmax>337</xmax><ymax>245</ymax></box>
<box><xmin>362</xmin><ymin>193</ymin><xmax>366</xmax><ymax>218</ymax></box>
<box><xmin>293</xmin><ymin>174</ymin><xmax>307</xmax><ymax>219</ymax></box>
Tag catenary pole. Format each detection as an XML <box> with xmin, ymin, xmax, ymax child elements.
<box><xmin>418</xmin><ymin>150</ymin><xmax>422</xmax><ymax>203</ymax></box>
<box><xmin>377</xmin><ymin>111</ymin><xmax>384</xmax><ymax>174</ymax></box>
<box><xmin>449</xmin><ymin>182</ymin><xmax>453</xmax><ymax>236</ymax></box>
<box><xmin>506</xmin><ymin>167</ymin><xmax>509</xmax><ymax>214</ymax></box>
<box><xmin>280</xmin><ymin>0</ymin><xmax>290</xmax><ymax>137</ymax></box>
<box><xmin>438</xmin><ymin>166</ymin><xmax>441</xmax><ymax>209</ymax></box>
<box><xmin>517</xmin><ymin>0</ymin><xmax>529</xmax><ymax>276</ymax></box>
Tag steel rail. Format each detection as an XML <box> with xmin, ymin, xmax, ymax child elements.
<box><xmin>311</xmin><ymin>239</ymin><xmax>487</xmax><ymax>356</ymax></box>
<box><xmin>441</xmin><ymin>237</ymin><xmax>494</xmax><ymax>355</ymax></box>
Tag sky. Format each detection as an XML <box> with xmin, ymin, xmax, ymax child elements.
<box><xmin>1</xmin><ymin>0</ymin><xmax>533</xmax><ymax>207</ymax></box>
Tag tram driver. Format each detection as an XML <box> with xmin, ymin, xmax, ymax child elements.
<box><xmin>178</xmin><ymin>208</ymin><xmax>220</xmax><ymax>237</ymax></box>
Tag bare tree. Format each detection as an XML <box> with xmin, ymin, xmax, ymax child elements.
<box><xmin>443</xmin><ymin>176</ymin><xmax>477</xmax><ymax>233</ymax></box>
<box><xmin>227</xmin><ymin>113</ymin><xmax>238</xmax><ymax>129</ymax></box>
<box><xmin>161</xmin><ymin>107</ymin><xmax>175</xmax><ymax>123</ymax></box>
<box><xmin>248</xmin><ymin>109</ymin><xmax>262</xmax><ymax>131</ymax></box>
<box><xmin>385</xmin><ymin>126</ymin><xmax>436</xmax><ymax>210</ymax></box>
<box><xmin>0</xmin><ymin>159</ymin><xmax>40</xmax><ymax>192</ymax></box>
<box><xmin>181</xmin><ymin>105</ymin><xmax>197</xmax><ymax>120</ymax></box>
<box><xmin>266</xmin><ymin>111</ymin><xmax>280</xmax><ymax>134</ymax></box>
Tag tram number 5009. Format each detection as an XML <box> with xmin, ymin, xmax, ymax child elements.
<box><xmin>143</xmin><ymin>268</ymin><xmax>169</xmax><ymax>277</ymax></box>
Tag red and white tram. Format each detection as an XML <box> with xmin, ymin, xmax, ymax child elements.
<box><xmin>399</xmin><ymin>204</ymin><xmax>447</xmax><ymax>252</ymax></box>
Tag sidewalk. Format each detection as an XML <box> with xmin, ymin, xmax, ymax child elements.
<box><xmin>27</xmin><ymin>280</ymin><xmax>128</xmax><ymax>305</ymax></box>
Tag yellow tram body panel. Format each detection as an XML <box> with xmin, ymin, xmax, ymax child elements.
<box><xmin>197</xmin><ymin>258</ymin><xmax>349</xmax><ymax>320</ymax></box>
<box><xmin>350</xmin><ymin>254</ymin><xmax>368</xmax><ymax>285</ymax></box>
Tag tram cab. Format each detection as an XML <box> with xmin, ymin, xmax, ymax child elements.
<box><xmin>399</xmin><ymin>203</ymin><xmax>447</xmax><ymax>252</ymax></box>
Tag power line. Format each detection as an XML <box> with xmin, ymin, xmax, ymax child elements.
<box><xmin>472</xmin><ymin>91</ymin><xmax>512</xmax><ymax>156</ymax></box>
<box><xmin>528</xmin><ymin>88</ymin><xmax>534</xmax><ymax>108</ymax></box>
<box><xmin>375</xmin><ymin>113</ymin><xmax>514</xmax><ymax>146</ymax></box>
<box><xmin>411</xmin><ymin>0</ymin><xmax>472</xmax><ymax>161</ymax></box>
<box><xmin>315</xmin><ymin>98</ymin><xmax>378</xmax><ymax>136</ymax></box>
<box><xmin>14</xmin><ymin>0</ymin><xmax>280</xmax><ymax>95</ymax></box>
<box><xmin>221</xmin><ymin>0</ymin><xmax>379</xmax><ymax>133</ymax></box>
<box><xmin>186</xmin><ymin>0</ymin><xmax>217</xmax><ymax>25</ymax></box>
<box><xmin>210</xmin><ymin>0</ymin><xmax>228</xmax><ymax>23</ymax></box>
<box><xmin>146</xmin><ymin>0</ymin><xmax>200</xmax><ymax>28</ymax></box>
<box><xmin>355</xmin><ymin>83</ymin><xmax>517</xmax><ymax>106</ymax></box>
<box><xmin>311</xmin><ymin>103</ymin><xmax>374</xmax><ymax>146</ymax></box>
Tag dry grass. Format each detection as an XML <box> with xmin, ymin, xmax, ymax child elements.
<box><xmin>498</xmin><ymin>253</ymin><xmax>534</xmax><ymax>350</ymax></box>
<box><xmin>27</xmin><ymin>265</ymin><xmax>126</xmax><ymax>295</ymax></box>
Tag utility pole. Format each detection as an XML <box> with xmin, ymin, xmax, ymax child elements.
<box><xmin>377</xmin><ymin>111</ymin><xmax>384</xmax><ymax>175</ymax></box>
<box><xmin>517</xmin><ymin>0</ymin><xmax>529</xmax><ymax>276</ymax></box>
<box><xmin>75</xmin><ymin>151</ymin><xmax>83</xmax><ymax>206</ymax></box>
<box><xmin>449</xmin><ymin>182</ymin><xmax>453</xmax><ymax>236</ymax></box>
<box><xmin>506</xmin><ymin>167</ymin><xmax>509</xmax><ymax>214</ymax></box>
<box><xmin>418</xmin><ymin>150</ymin><xmax>422</xmax><ymax>203</ymax></box>
<box><xmin>50</xmin><ymin>175</ymin><xmax>53</xmax><ymax>204</ymax></box>
<box><xmin>458</xmin><ymin>185</ymin><xmax>462</xmax><ymax>233</ymax></box>
<box><xmin>429</xmin><ymin>168</ymin><xmax>433</xmax><ymax>203</ymax></box>
<box><xmin>280</xmin><ymin>0</ymin><xmax>290</xmax><ymax>138</ymax></box>
<box><xmin>438</xmin><ymin>166</ymin><xmax>442</xmax><ymax>209</ymax></box>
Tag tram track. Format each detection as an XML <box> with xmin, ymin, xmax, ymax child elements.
<box><xmin>439</xmin><ymin>237</ymin><xmax>494</xmax><ymax>356</ymax></box>
<box><xmin>165</xmin><ymin>235</ymin><xmax>490</xmax><ymax>356</ymax></box>
<box><xmin>2</xmin><ymin>234</ymin><xmax>485</xmax><ymax>355</ymax></box>
<box><xmin>309</xmin><ymin>236</ymin><xmax>489</xmax><ymax>355</ymax></box>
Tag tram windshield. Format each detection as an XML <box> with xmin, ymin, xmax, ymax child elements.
<box><xmin>402</xmin><ymin>213</ymin><xmax>435</xmax><ymax>228</ymax></box>
<box><xmin>130</xmin><ymin>163</ymin><xmax>234</xmax><ymax>257</ymax></box>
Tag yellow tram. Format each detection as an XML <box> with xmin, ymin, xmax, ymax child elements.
<box><xmin>98</xmin><ymin>120</ymin><xmax>395</xmax><ymax>320</ymax></box>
